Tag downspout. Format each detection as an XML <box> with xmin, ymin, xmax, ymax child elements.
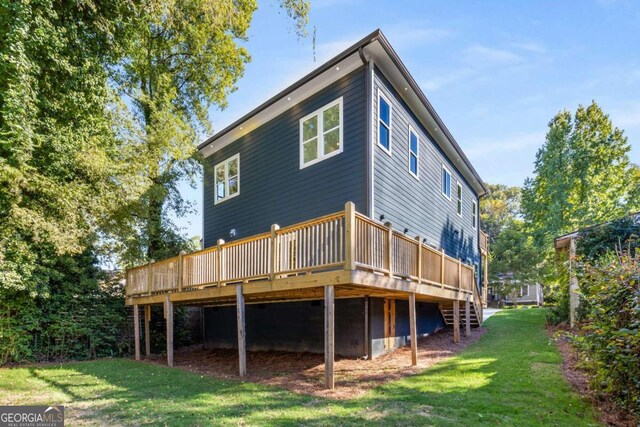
<box><xmin>358</xmin><ymin>46</ymin><xmax>375</xmax><ymax>218</ymax></box>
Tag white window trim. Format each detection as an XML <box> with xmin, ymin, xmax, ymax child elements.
<box><xmin>472</xmin><ymin>200</ymin><xmax>478</xmax><ymax>229</ymax></box>
<box><xmin>441</xmin><ymin>165</ymin><xmax>452</xmax><ymax>200</ymax></box>
<box><xmin>456</xmin><ymin>181</ymin><xmax>463</xmax><ymax>217</ymax></box>
<box><xmin>408</xmin><ymin>125</ymin><xmax>419</xmax><ymax>180</ymax></box>
<box><xmin>214</xmin><ymin>153</ymin><xmax>240</xmax><ymax>205</ymax></box>
<box><xmin>299</xmin><ymin>97</ymin><xmax>344</xmax><ymax>169</ymax></box>
<box><xmin>377</xmin><ymin>91</ymin><xmax>392</xmax><ymax>156</ymax></box>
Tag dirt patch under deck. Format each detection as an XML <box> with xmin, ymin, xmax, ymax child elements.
<box><xmin>144</xmin><ymin>327</ymin><xmax>485</xmax><ymax>399</ymax></box>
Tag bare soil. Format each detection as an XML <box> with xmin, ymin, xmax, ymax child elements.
<box><xmin>145</xmin><ymin>327</ymin><xmax>485</xmax><ymax>400</ymax></box>
<box><xmin>547</xmin><ymin>324</ymin><xmax>638</xmax><ymax>427</ymax></box>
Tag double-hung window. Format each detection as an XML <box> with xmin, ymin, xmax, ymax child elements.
<box><xmin>215</xmin><ymin>154</ymin><xmax>240</xmax><ymax>204</ymax></box>
<box><xmin>456</xmin><ymin>182</ymin><xmax>463</xmax><ymax>216</ymax></box>
<box><xmin>441</xmin><ymin>166</ymin><xmax>451</xmax><ymax>199</ymax></box>
<box><xmin>300</xmin><ymin>97</ymin><xmax>343</xmax><ymax>168</ymax></box>
<box><xmin>378</xmin><ymin>93</ymin><xmax>391</xmax><ymax>152</ymax></box>
<box><xmin>472</xmin><ymin>200</ymin><xmax>478</xmax><ymax>229</ymax></box>
<box><xmin>409</xmin><ymin>126</ymin><xmax>419</xmax><ymax>178</ymax></box>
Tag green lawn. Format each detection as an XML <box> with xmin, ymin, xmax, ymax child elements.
<box><xmin>0</xmin><ymin>309</ymin><xmax>600</xmax><ymax>426</ymax></box>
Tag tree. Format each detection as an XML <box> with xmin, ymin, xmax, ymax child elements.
<box><xmin>489</xmin><ymin>220</ymin><xmax>541</xmax><ymax>307</ymax></box>
<box><xmin>0</xmin><ymin>0</ymin><xmax>141</xmax><ymax>292</ymax></box>
<box><xmin>522</xmin><ymin>101</ymin><xmax>633</xmax><ymax>248</ymax></box>
<box><xmin>480</xmin><ymin>183</ymin><xmax>521</xmax><ymax>245</ymax></box>
<box><xmin>107</xmin><ymin>0</ymin><xmax>310</xmax><ymax>264</ymax></box>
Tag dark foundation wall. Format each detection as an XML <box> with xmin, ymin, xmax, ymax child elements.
<box><xmin>203</xmin><ymin>298</ymin><xmax>366</xmax><ymax>357</ymax></box>
<box><xmin>369</xmin><ymin>297</ymin><xmax>445</xmax><ymax>358</ymax></box>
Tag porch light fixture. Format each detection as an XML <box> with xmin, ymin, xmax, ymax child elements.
<box><xmin>379</xmin><ymin>214</ymin><xmax>385</xmax><ymax>221</ymax></box>
<box><xmin>404</xmin><ymin>228</ymin><xmax>409</xmax><ymax>234</ymax></box>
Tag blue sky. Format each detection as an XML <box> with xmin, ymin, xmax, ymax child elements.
<box><xmin>177</xmin><ymin>0</ymin><xmax>640</xmax><ymax>239</ymax></box>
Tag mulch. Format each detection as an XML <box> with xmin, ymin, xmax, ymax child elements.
<box><xmin>547</xmin><ymin>323</ymin><xmax>638</xmax><ymax>427</ymax></box>
<box><xmin>144</xmin><ymin>326</ymin><xmax>485</xmax><ymax>400</ymax></box>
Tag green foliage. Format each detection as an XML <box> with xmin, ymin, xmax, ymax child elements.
<box><xmin>522</xmin><ymin>101</ymin><xmax>638</xmax><ymax>321</ymax></box>
<box><xmin>522</xmin><ymin>101</ymin><xmax>634</xmax><ymax>248</ymax></box>
<box><xmin>0</xmin><ymin>250</ymin><xmax>131</xmax><ymax>364</ymax></box>
<box><xmin>576</xmin><ymin>217</ymin><xmax>639</xmax><ymax>262</ymax></box>
<box><xmin>479</xmin><ymin>183</ymin><xmax>521</xmax><ymax>246</ymax></box>
<box><xmin>572</xmin><ymin>248</ymin><xmax>640</xmax><ymax>416</ymax></box>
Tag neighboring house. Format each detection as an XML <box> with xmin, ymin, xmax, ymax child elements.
<box><xmin>488</xmin><ymin>280</ymin><xmax>544</xmax><ymax>307</ymax></box>
<box><xmin>124</xmin><ymin>29</ymin><xmax>489</xmax><ymax>389</ymax></box>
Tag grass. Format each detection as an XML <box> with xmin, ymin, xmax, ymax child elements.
<box><xmin>0</xmin><ymin>309</ymin><xmax>600</xmax><ymax>426</ymax></box>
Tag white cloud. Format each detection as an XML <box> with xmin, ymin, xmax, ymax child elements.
<box><xmin>510</xmin><ymin>41</ymin><xmax>547</xmax><ymax>54</ymax></box>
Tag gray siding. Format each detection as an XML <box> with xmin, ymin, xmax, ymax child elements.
<box><xmin>371</xmin><ymin>67</ymin><xmax>481</xmax><ymax>271</ymax></box>
<box><xmin>203</xmin><ymin>68</ymin><xmax>368</xmax><ymax>247</ymax></box>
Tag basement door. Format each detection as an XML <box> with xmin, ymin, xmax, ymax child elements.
<box><xmin>383</xmin><ymin>298</ymin><xmax>396</xmax><ymax>349</ymax></box>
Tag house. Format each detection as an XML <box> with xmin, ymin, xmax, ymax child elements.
<box><xmin>124</xmin><ymin>29</ymin><xmax>489</xmax><ymax>389</ymax></box>
<box><xmin>487</xmin><ymin>275</ymin><xmax>544</xmax><ymax>307</ymax></box>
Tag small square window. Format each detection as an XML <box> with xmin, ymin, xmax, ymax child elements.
<box><xmin>214</xmin><ymin>154</ymin><xmax>240</xmax><ymax>204</ymax></box>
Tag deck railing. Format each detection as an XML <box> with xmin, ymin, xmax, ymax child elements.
<box><xmin>126</xmin><ymin>202</ymin><xmax>479</xmax><ymax>301</ymax></box>
<box><xmin>479</xmin><ymin>230</ymin><xmax>489</xmax><ymax>253</ymax></box>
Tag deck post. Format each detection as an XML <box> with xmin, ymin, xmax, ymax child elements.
<box><xmin>440</xmin><ymin>249</ymin><xmax>445</xmax><ymax>287</ymax></box>
<box><xmin>270</xmin><ymin>225</ymin><xmax>280</xmax><ymax>280</ymax></box>
<box><xmin>415</xmin><ymin>236</ymin><xmax>422</xmax><ymax>282</ymax></box>
<box><xmin>385</xmin><ymin>222</ymin><xmax>393</xmax><ymax>277</ymax></box>
<box><xmin>458</xmin><ymin>258</ymin><xmax>462</xmax><ymax>290</ymax></box>
<box><xmin>178</xmin><ymin>250</ymin><xmax>185</xmax><ymax>292</ymax></box>
<box><xmin>324</xmin><ymin>284</ymin><xmax>335</xmax><ymax>389</ymax></box>
<box><xmin>144</xmin><ymin>305</ymin><xmax>151</xmax><ymax>357</ymax></box>
<box><xmin>133</xmin><ymin>304</ymin><xmax>140</xmax><ymax>361</ymax></box>
<box><xmin>344</xmin><ymin>202</ymin><xmax>356</xmax><ymax>271</ymax></box>
<box><xmin>453</xmin><ymin>300</ymin><xmax>460</xmax><ymax>344</ymax></box>
<box><xmin>236</xmin><ymin>284</ymin><xmax>246</xmax><ymax>377</ymax></box>
<box><xmin>216</xmin><ymin>239</ymin><xmax>225</xmax><ymax>287</ymax></box>
<box><xmin>465</xmin><ymin>295</ymin><xmax>471</xmax><ymax>337</ymax></box>
<box><xmin>164</xmin><ymin>295</ymin><xmax>174</xmax><ymax>367</ymax></box>
<box><xmin>409</xmin><ymin>292</ymin><xmax>417</xmax><ymax>366</ymax></box>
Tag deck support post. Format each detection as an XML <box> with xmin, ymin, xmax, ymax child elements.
<box><xmin>409</xmin><ymin>292</ymin><xmax>417</xmax><ymax>366</ymax></box>
<box><xmin>164</xmin><ymin>295</ymin><xmax>174</xmax><ymax>367</ymax></box>
<box><xmin>465</xmin><ymin>295</ymin><xmax>471</xmax><ymax>337</ymax></box>
<box><xmin>453</xmin><ymin>300</ymin><xmax>460</xmax><ymax>343</ymax></box>
<box><xmin>344</xmin><ymin>202</ymin><xmax>356</xmax><ymax>271</ymax></box>
<box><xmin>236</xmin><ymin>284</ymin><xmax>246</xmax><ymax>377</ymax></box>
<box><xmin>144</xmin><ymin>305</ymin><xmax>151</xmax><ymax>357</ymax></box>
<box><xmin>133</xmin><ymin>304</ymin><xmax>140</xmax><ymax>361</ymax></box>
<box><xmin>216</xmin><ymin>239</ymin><xmax>225</xmax><ymax>288</ymax></box>
<box><xmin>324</xmin><ymin>285</ymin><xmax>335</xmax><ymax>389</ymax></box>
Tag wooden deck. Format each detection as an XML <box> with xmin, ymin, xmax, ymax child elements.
<box><xmin>126</xmin><ymin>203</ymin><xmax>483</xmax><ymax>308</ymax></box>
<box><xmin>125</xmin><ymin>202</ymin><xmax>485</xmax><ymax>388</ymax></box>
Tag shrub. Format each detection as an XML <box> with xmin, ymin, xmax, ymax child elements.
<box><xmin>572</xmin><ymin>248</ymin><xmax>640</xmax><ymax>416</ymax></box>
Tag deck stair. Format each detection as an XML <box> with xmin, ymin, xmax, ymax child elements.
<box><xmin>440</xmin><ymin>301</ymin><xmax>482</xmax><ymax>328</ymax></box>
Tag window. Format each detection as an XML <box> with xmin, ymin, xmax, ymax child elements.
<box><xmin>408</xmin><ymin>126</ymin><xmax>419</xmax><ymax>178</ymax></box>
<box><xmin>441</xmin><ymin>166</ymin><xmax>451</xmax><ymax>199</ymax></box>
<box><xmin>456</xmin><ymin>182</ymin><xmax>462</xmax><ymax>216</ymax></box>
<box><xmin>378</xmin><ymin>93</ymin><xmax>391</xmax><ymax>152</ymax></box>
<box><xmin>472</xmin><ymin>200</ymin><xmax>478</xmax><ymax>229</ymax></box>
<box><xmin>214</xmin><ymin>154</ymin><xmax>240</xmax><ymax>204</ymax></box>
<box><xmin>520</xmin><ymin>285</ymin><xmax>529</xmax><ymax>297</ymax></box>
<box><xmin>300</xmin><ymin>97</ymin><xmax>343</xmax><ymax>168</ymax></box>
